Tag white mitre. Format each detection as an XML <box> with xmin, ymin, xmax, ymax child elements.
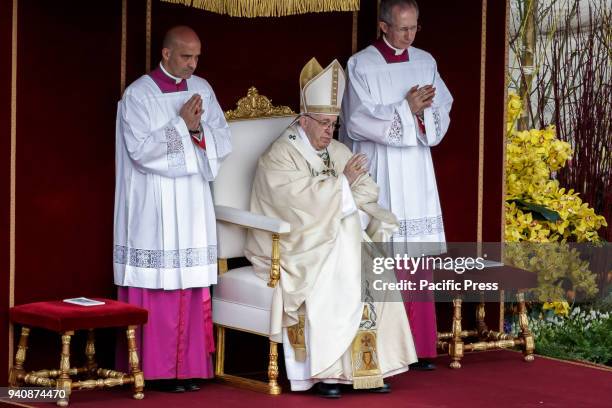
<box><xmin>299</xmin><ymin>57</ymin><xmax>346</xmax><ymax>115</ymax></box>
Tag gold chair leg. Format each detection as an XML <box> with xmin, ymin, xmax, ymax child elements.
<box><xmin>85</xmin><ymin>329</ymin><xmax>97</xmax><ymax>378</ymax></box>
<box><xmin>56</xmin><ymin>331</ymin><xmax>73</xmax><ymax>407</ymax></box>
<box><xmin>267</xmin><ymin>341</ymin><xmax>281</xmax><ymax>395</ymax></box>
<box><xmin>215</xmin><ymin>325</ymin><xmax>226</xmax><ymax>376</ymax></box>
<box><xmin>449</xmin><ymin>298</ymin><xmax>464</xmax><ymax>369</ymax></box>
<box><xmin>213</xmin><ymin>325</ymin><xmax>282</xmax><ymax>395</ymax></box>
<box><xmin>9</xmin><ymin>326</ymin><xmax>30</xmax><ymax>387</ymax></box>
<box><xmin>126</xmin><ymin>326</ymin><xmax>145</xmax><ymax>399</ymax></box>
<box><xmin>516</xmin><ymin>292</ymin><xmax>535</xmax><ymax>362</ymax></box>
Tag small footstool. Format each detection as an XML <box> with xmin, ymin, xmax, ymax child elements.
<box><xmin>9</xmin><ymin>298</ymin><xmax>148</xmax><ymax>406</ymax></box>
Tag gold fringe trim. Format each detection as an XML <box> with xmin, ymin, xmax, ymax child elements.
<box><xmin>352</xmin><ymin>374</ymin><xmax>384</xmax><ymax>389</ymax></box>
<box><xmin>161</xmin><ymin>0</ymin><xmax>359</xmax><ymax>18</ymax></box>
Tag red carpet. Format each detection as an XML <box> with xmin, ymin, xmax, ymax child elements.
<box><xmin>3</xmin><ymin>350</ymin><xmax>610</xmax><ymax>408</ymax></box>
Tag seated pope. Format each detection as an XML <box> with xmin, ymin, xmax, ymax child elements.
<box><xmin>245</xmin><ymin>58</ymin><xmax>417</xmax><ymax>398</ymax></box>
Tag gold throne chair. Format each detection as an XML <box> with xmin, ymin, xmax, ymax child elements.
<box><xmin>212</xmin><ymin>88</ymin><xmax>295</xmax><ymax>394</ymax></box>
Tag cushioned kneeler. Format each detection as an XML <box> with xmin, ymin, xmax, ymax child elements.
<box><xmin>9</xmin><ymin>299</ymin><xmax>148</xmax><ymax>407</ymax></box>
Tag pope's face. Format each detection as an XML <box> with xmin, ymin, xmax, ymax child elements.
<box><xmin>380</xmin><ymin>5</ymin><xmax>419</xmax><ymax>50</ymax></box>
<box><xmin>300</xmin><ymin>113</ymin><xmax>338</xmax><ymax>151</ymax></box>
<box><xmin>162</xmin><ymin>38</ymin><xmax>201</xmax><ymax>79</ymax></box>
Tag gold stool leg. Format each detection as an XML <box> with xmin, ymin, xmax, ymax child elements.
<box><xmin>126</xmin><ymin>326</ymin><xmax>144</xmax><ymax>399</ymax></box>
<box><xmin>56</xmin><ymin>331</ymin><xmax>73</xmax><ymax>407</ymax></box>
<box><xmin>214</xmin><ymin>325</ymin><xmax>226</xmax><ymax>376</ymax></box>
<box><xmin>476</xmin><ymin>293</ymin><xmax>489</xmax><ymax>338</ymax></box>
<box><xmin>517</xmin><ymin>292</ymin><xmax>535</xmax><ymax>362</ymax></box>
<box><xmin>267</xmin><ymin>341</ymin><xmax>281</xmax><ymax>395</ymax></box>
<box><xmin>9</xmin><ymin>326</ymin><xmax>30</xmax><ymax>387</ymax></box>
<box><xmin>85</xmin><ymin>329</ymin><xmax>97</xmax><ymax>378</ymax></box>
<box><xmin>449</xmin><ymin>298</ymin><xmax>464</xmax><ymax>369</ymax></box>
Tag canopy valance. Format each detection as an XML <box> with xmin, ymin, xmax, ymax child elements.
<box><xmin>161</xmin><ymin>0</ymin><xmax>359</xmax><ymax>18</ymax></box>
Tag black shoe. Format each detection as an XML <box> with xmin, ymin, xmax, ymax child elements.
<box><xmin>409</xmin><ymin>360</ymin><xmax>436</xmax><ymax>371</ymax></box>
<box><xmin>367</xmin><ymin>383</ymin><xmax>391</xmax><ymax>393</ymax></box>
<box><xmin>147</xmin><ymin>379</ymin><xmax>186</xmax><ymax>393</ymax></box>
<box><xmin>316</xmin><ymin>383</ymin><xmax>342</xmax><ymax>398</ymax></box>
<box><xmin>182</xmin><ymin>379</ymin><xmax>201</xmax><ymax>392</ymax></box>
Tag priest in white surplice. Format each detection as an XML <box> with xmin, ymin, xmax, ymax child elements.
<box><xmin>245</xmin><ymin>58</ymin><xmax>417</xmax><ymax>398</ymax></box>
<box><xmin>340</xmin><ymin>0</ymin><xmax>453</xmax><ymax>370</ymax></box>
<box><xmin>113</xmin><ymin>26</ymin><xmax>231</xmax><ymax>392</ymax></box>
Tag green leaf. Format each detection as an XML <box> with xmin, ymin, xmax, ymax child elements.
<box><xmin>508</xmin><ymin>199</ymin><xmax>561</xmax><ymax>222</ymax></box>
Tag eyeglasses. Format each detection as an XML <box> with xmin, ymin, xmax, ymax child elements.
<box><xmin>304</xmin><ymin>114</ymin><xmax>341</xmax><ymax>131</ymax></box>
<box><xmin>384</xmin><ymin>22</ymin><xmax>421</xmax><ymax>33</ymax></box>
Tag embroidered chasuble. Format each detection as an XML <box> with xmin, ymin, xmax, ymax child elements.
<box><xmin>245</xmin><ymin>125</ymin><xmax>417</xmax><ymax>391</ymax></box>
<box><xmin>114</xmin><ymin>65</ymin><xmax>231</xmax><ymax>379</ymax></box>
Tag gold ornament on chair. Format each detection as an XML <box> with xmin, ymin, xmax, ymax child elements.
<box><xmin>225</xmin><ymin>87</ymin><xmax>295</xmax><ymax>121</ymax></box>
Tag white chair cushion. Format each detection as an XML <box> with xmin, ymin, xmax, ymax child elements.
<box><xmin>212</xmin><ymin>266</ymin><xmax>274</xmax><ymax>335</ymax></box>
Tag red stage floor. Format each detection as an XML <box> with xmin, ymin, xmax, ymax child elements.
<box><xmin>2</xmin><ymin>350</ymin><xmax>610</xmax><ymax>408</ymax></box>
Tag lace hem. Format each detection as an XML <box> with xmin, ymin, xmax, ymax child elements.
<box><xmin>393</xmin><ymin>216</ymin><xmax>444</xmax><ymax>238</ymax></box>
<box><xmin>114</xmin><ymin>245</ymin><xmax>217</xmax><ymax>268</ymax></box>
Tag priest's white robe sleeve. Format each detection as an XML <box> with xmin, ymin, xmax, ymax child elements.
<box><xmin>197</xmin><ymin>87</ymin><xmax>232</xmax><ymax>180</ymax></box>
<box><xmin>341</xmin><ymin>175</ymin><xmax>358</xmax><ymax>218</ymax></box>
<box><xmin>420</xmin><ymin>69</ymin><xmax>453</xmax><ymax>146</ymax></box>
<box><xmin>119</xmin><ymin>95</ymin><xmax>200</xmax><ymax>178</ymax></box>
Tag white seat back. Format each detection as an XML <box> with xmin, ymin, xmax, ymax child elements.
<box><xmin>213</xmin><ymin>116</ymin><xmax>296</xmax><ymax>259</ymax></box>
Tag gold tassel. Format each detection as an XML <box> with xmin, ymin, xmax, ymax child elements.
<box><xmin>161</xmin><ymin>0</ymin><xmax>359</xmax><ymax>18</ymax></box>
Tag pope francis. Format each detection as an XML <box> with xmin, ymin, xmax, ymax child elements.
<box><xmin>245</xmin><ymin>58</ymin><xmax>417</xmax><ymax>398</ymax></box>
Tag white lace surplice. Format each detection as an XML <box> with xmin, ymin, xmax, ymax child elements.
<box><xmin>341</xmin><ymin>45</ymin><xmax>453</xmax><ymax>251</ymax></box>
